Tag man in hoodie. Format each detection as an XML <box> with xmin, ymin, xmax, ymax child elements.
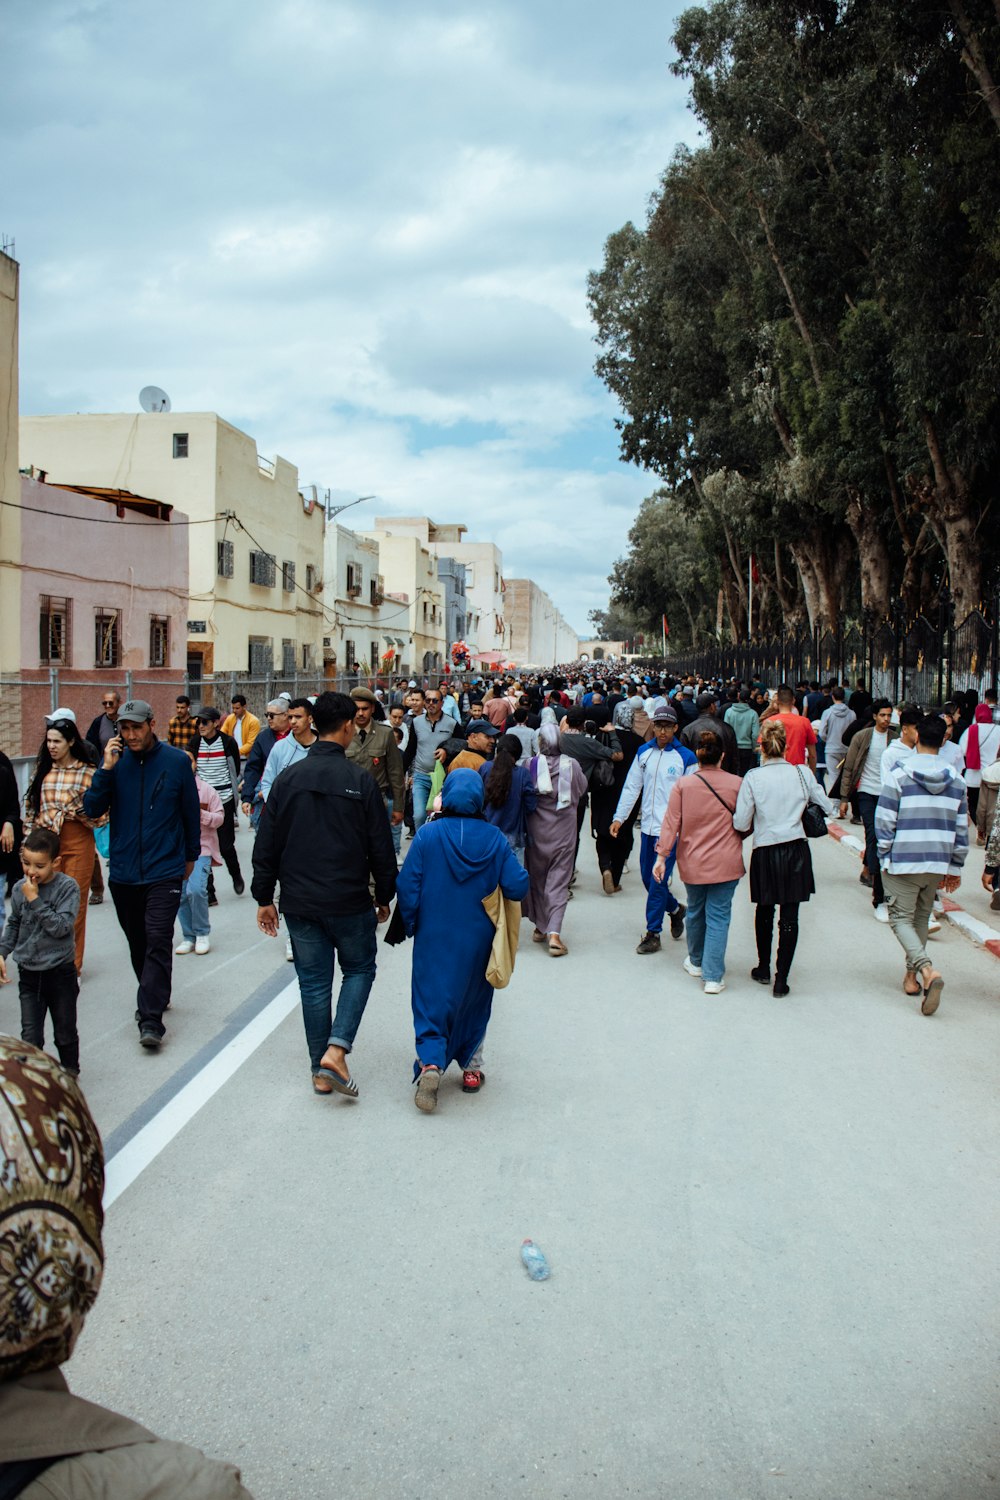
<box><xmin>724</xmin><ymin>689</ymin><xmax>761</xmax><ymax>777</ymax></box>
<box><xmin>818</xmin><ymin>686</ymin><xmax>855</xmax><ymax>799</ymax></box>
<box><xmin>876</xmin><ymin>714</ymin><xmax>967</xmax><ymax>1015</ymax></box>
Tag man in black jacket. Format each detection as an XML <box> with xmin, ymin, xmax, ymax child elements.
<box><xmin>252</xmin><ymin>692</ymin><xmax>396</xmax><ymax>1099</ymax></box>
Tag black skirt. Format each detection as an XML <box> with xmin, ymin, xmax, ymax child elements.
<box><xmin>749</xmin><ymin>840</ymin><xmax>815</xmax><ymax>906</ymax></box>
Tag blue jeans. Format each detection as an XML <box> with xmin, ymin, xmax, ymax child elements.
<box><xmin>639</xmin><ymin>832</ymin><xmax>679</xmax><ymax>934</ymax></box>
<box><xmin>685</xmin><ymin>880</ymin><xmax>739</xmax><ymax>983</ymax></box>
<box><xmin>412</xmin><ymin>771</ymin><xmax>433</xmax><ymax>830</ymax></box>
<box><xmin>504</xmin><ymin>833</ymin><xmax>526</xmax><ymax>867</ymax></box>
<box><xmin>178</xmin><ymin>855</ymin><xmax>212</xmax><ymax>939</ymax></box>
<box><xmin>387</xmin><ymin>799</ymin><xmax>402</xmax><ymax>856</ymax></box>
<box><xmin>856</xmin><ymin>791</ymin><xmax>885</xmax><ymax>906</ymax></box>
<box><xmin>284</xmin><ymin>907</ymin><xmax>378</xmax><ymax>1072</ymax></box>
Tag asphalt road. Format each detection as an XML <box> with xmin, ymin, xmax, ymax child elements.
<box><xmin>22</xmin><ymin>820</ymin><xmax>1000</xmax><ymax>1500</ymax></box>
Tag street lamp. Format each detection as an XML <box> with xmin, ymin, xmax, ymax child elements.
<box><xmin>325</xmin><ymin>493</ymin><xmax>375</xmax><ymax>521</ymax></box>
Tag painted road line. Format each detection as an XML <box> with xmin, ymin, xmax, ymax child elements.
<box><xmin>103</xmin><ymin>979</ymin><xmax>300</xmax><ymax>1208</ymax></box>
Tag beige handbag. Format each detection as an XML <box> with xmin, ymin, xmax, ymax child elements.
<box><xmin>482</xmin><ymin>886</ymin><xmax>521</xmax><ymax>989</ymax></box>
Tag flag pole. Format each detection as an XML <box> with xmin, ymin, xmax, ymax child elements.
<box><xmin>662</xmin><ymin>613</ymin><xmax>666</xmax><ymax>660</ymax></box>
<box><xmin>748</xmin><ymin>556</ymin><xmax>753</xmax><ymax>639</ymax></box>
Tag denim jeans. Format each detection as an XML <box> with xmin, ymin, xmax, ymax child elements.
<box><xmin>412</xmin><ymin>771</ymin><xmax>433</xmax><ymax>830</ymax></box>
<box><xmin>504</xmin><ymin>833</ymin><xmax>526</xmax><ymax>868</ymax></box>
<box><xmin>856</xmin><ymin>791</ymin><xmax>885</xmax><ymax>906</ymax></box>
<box><xmin>639</xmin><ymin>832</ymin><xmax>679</xmax><ymax>933</ymax></box>
<box><xmin>284</xmin><ymin>907</ymin><xmax>378</xmax><ymax>1072</ymax></box>
<box><xmin>684</xmin><ymin>880</ymin><xmax>739</xmax><ymax>983</ymax></box>
<box><xmin>178</xmin><ymin>854</ymin><xmax>212</xmax><ymax>940</ymax></box>
<box><xmin>19</xmin><ymin>962</ymin><xmax>80</xmax><ymax>1073</ymax></box>
<box><xmin>387</xmin><ymin>799</ymin><xmax>402</xmax><ymax>856</ymax></box>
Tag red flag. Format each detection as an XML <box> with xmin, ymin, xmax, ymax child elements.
<box><xmin>662</xmin><ymin>613</ymin><xmax>670</xmax><ymax>638</ymax></box>
<box><xmin>750</xmin><ymin>554</ymin><xmax>760</xmax><ymax>586</ymax></box>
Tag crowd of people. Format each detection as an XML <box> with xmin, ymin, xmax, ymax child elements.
<box><xmin>0</xmin><ymin>666</ymin><xmax>994</xmax><ymax>1109</ymax></box>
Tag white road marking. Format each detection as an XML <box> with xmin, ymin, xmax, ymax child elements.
<box><xmin>103</xmin><ymin>980</ymin><xmax>300</xmax><ymax>1207</ymax></box>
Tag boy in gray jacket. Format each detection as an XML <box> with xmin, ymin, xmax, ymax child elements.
<box><xmin>0</xmin><ymin>827</ymin><xmax>81</xmax><ymax>1074</ymax></box>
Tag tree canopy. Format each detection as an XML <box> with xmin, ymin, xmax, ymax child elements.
<box><xmin>589</xmin><ymin>0</ymin><xmax>1000</xmax><ymax>648</ymax></box>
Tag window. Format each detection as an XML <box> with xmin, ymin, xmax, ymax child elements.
<box><xmin>305</xmin><ymin>564</ymin><xmax>318</xmax><ymax>591</ymax></box>
<box><xmin>281</xmin><ymin>638</ymin><xmax>295</xmax><ymax>675</ymax></box>
<box><xmin>302</xmin><ymin>642</ymin><xmax>314</xmax><ymax>670</ymax></box>
<box><xmin>39</xmin><ymin>596</ymin><xmax>70</xmax><ymax>665</ymax></box>
<box><xmin>149</xmin><ymin>615</ymin><xmax>169</xmax><ymax>667</ymax></box>
<box><xmin>345</xmin><ymin>638</ymin><xmax>357</xmax><ymax>667</ymax></box>
<box><xmin>370</xmin><ymin>641</ymin><xmax>378</xmax><ymax>671</ymax></box>
<box><xmin>217</xmin><ymin>539</ymin><xmax>234</xmax><ymax>578</ymax></box>
<box><xmin>346</xmin><ymin>562</ymin><xmax>362</xmax><ymax>597</ymax></box>
<box><xmin>281</xmin><ymin>560</ymin><xmax>295</xmax><ymax>593</ymax></box>
<box><xmin>94</xmin><ymin>609</ymin><xmax>120</xmax><ymax>668</ymax></box>
<box><xmin>172</xmin><ymin>433</ymin><xmax>189</xmax><ymax>459</ymax></box>
<box><xmin>369</xmin><ymin>575</ymin><xmax>383</xmax><ymax>606</ymax></box>
<box><xmin>250</xmin><ymin>550</ymin><xmax>276</xmax><ymax>587</ymax></box>
<box><xmin>248</xmin><ymin>636</ymin><xmax>273</xmax><ymax>675</ymax></box>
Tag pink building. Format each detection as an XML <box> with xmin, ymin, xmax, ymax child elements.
<box><xmin>2</xmin><ymin>475</ymin><xmax>189</xmax><ymax>757</ymax></box>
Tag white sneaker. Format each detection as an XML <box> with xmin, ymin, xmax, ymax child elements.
<box><xmin>927</xmin><ymin>915</ymin><xmax>942</xmax><ymax>936</ymax></box>
<box><xmin>194</xmin><ymin>936</ymin><xmax>211</xmax><ymax>955</ymax></box>
<box><xmin>703</xmin><ymin>980</ymin><xmax>725</xmax><ymax>995</ymax></box>
<box><xmin>175</xmin><ymin>940</ymin><xmax>194</xmax><ymax>955</ymax></box>
<box><xmin>285</xmin><ymin>937</ymin><xmax>294</xmax><ymax>962</ymax></box>
<box><xmin>682</xmin><ymin>957</ymin><xmax>703</xmax><ymax>978</ymax></box>
<box><xmin>874</xmin><ymin>904</ymin><xmax>890</xmax><ymax>923</ymax></box>
<box><xmin>933</xmin><ymin>896</ymin><xmax>944</xmax><ymax>913</ymax></box>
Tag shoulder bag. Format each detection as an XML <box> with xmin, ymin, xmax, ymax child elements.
<box><xmin>796</xmin><ymin>765</ymin><xmax>828</xmax><ymax>838</ymax></box>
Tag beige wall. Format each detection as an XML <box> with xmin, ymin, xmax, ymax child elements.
<box><xmin>363</xmin><ymin>531</ymin><xmax>446</xmax><ymax>672</ymax></box>
<box><xmin>506</xmin><ymin>578</ymin><xmax>579</xmax><ymax>665</ymax></box>
<box><xmin>20</xmin><ymin>412</ymin><xmax>325</xmax><ymax>675</ymax></box>
<box><xmin>0</xmin><ymin>254</ymin><xmax>20</xmax><ymax>674</ymax></box>
<box><xmin>323</xmin><ymin>524</ymin><xmax>400</xmax><ymax>674</ymax></box>
<box><xmin>371</xmin><ymin>516</ymin><xmax>505</xmax><ymax>656</ymax></box>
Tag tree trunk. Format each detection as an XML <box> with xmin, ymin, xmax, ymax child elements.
<box><xmin>918</xmin><ymin>409</ymin><xmax>983</xmax><ymax>616</ymax></box>
<box><xmin>755</xmin><ymin>199</ymin><xmax>824</xmax><ymax>393</ymax></box>
<box><xmin>948</xmin><ymin>0</ymin><xmax>1000</xmax><ymax>137</ymax></box>
<box><xmin>789</xmin><ymin>527</ymin><xmax>852</xmax><ymax>632</ymax></box>
<box><xmin>845</xmin><ymin>487</ymin><xmax>892</xmax><ymax>617</ymax></box>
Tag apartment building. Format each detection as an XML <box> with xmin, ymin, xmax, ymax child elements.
<box><xmin>322</xmin><ymin>523</ymin><xmax>402</xmax><ymax>676</ymax></box>
<box><xmin>505</xmin><ymin>579</ymin><xmax>579</xmax><ymax>666</ymax></box>
<box><xmin>0</xmin><ymin>250</ymin><xmax>20</xmax><ymax>678</ymax></box>
<box><xmin>362</xmin><ymin>529</ymin><xmax>446</xmax><ymax>675</ymax></box>
<box><xmin>371</xmin><ymin>517</ymin><xmax>506</xmax><ymax>661</ymax></box>
<box><xmin>19</xmin><ymin>412</ymin><xmax>326</xmax><ymax>686</ymax></box>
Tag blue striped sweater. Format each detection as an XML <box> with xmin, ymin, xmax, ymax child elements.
<box><xmin>875</xmin><ymin>756</ymin><xmax>968</xmax><ymax>875</ymax></box>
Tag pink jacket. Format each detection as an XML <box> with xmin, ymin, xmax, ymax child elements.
<box><xmin>656</xmin><ymin>765</ymin><xmax>745</xmax><ymax>884</ymax></box>
<box><xmin>194</xmin><ymin>775</ymin><xmax>224</xmax><ymax>865</ymax></box>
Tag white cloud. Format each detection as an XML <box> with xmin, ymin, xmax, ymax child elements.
<box><xmin>7</xmin><ymin>0</ymin><xmax>692</xmax><ymax>633</ymax></box>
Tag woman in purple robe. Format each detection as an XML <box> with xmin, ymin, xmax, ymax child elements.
<box><xmin>524</xmin><ymin>723</ymin><xmax>588</xmax><ymax>956</ymax></box>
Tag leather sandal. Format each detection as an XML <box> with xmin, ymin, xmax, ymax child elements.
<box><xmin>917</xmin><ymin>966</ymin><xmax>944</xmax><ymax>1016</ymax></box>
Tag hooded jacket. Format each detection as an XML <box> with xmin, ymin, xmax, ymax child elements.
<box><xmin>818</xmin><ymin>701</ymin><xmax>856</xmax><ymax>758</ymax></box>
<box><xmin>723</xmin><ymin>700</ymin><xmax>761</xmax><ymax>750</ymax></box>
<box><xmin>875</xmin><ymin>756</ymin><xmax>969</xmax><ymax>875</ymax></box>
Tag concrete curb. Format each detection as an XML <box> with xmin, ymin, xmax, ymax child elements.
<box><xmin>827</xmin><ymin>819</ymin><xmax>1000</xmax><ymax>963</ymax></box>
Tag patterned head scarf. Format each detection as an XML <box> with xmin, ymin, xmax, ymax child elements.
<box><xmin>535</xmin><ymin>724</ymin><xmax>575</xmax><ymax>810</ymax></box>
<box><xmin>0</xmin><ymin>1038</ymin><xmax>105</xmax><ymax>1381</ymax></box>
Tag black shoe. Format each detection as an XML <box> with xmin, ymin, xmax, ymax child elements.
<box><xmin>139</xmin><ymin>1026</ymin><xmax>163</xmax><ymax>1049</ymax></box>
<box><xmin>669</xmin><ymin>904</ymin><xmax>686</xmax><ymax>940</ymax></box>
<box><xmin>233</xmin><ymin>876</ymin><xmax>245</xmax><ymax>896</ymax></box>
<box><xmin>208</xmin><ymin>894</ymin><xmax>219</xmax><ymax>907</ymax></box>
<box><xmin>772</xmin><ymin>979</ymin><xmax>790</xmax><ymax>998</ymax></box>
<box><xmin>751</xmin><ymin>965</ymin><xmax>771</xmax><ymax>984</ymax></box>
<box><xmin>636</xmin><ymin>931</ymin><xmax>661</xmax><ymax>954</ymax></box>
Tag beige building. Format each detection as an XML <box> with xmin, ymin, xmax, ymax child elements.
<box><xmin>0</xmin><ymin>250</ymin><xmax>20</xmax><ymax>678</ymax></box>
<box><xmin>371</xmin><ymin>517</ymin><xmax>506</xmax><ymax>662</ymax></box>
<box><xmin>361</xmin><ymin>529</ymin><xmax>446</xmax><ymax>675</ymax></box>
<box><xmin>19</xmin><ymin>412</ymin><xmax>326</xmax><ymax>685</ymax></box>
<box><xmin>322</xmin><ymin>522</ymin><xmax>402</xmax><ymax>677</ymax></box>
<box><xmin>506</xmin><ymin>579</ymin><xmax>579</xmax><ymax>667</ymax></box>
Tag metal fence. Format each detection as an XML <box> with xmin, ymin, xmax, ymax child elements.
<box><xmin>0</xmin><ymin>668</ymin><xmax>418</xmax><ymax>760</ymax></box>
<box><xmin>662</xmin><ymin>605</ymin><xmax>1000</xmax><ymax>705</ymax></box>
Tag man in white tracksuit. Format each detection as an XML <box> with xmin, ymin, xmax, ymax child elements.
<box><xmin>610</xmin><ymin>706</ymin><xmax>697</xmax><ymax>954</ymax></box>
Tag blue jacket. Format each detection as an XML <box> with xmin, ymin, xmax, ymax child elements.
<box><xmin>83</xmin><ymin>738</ymin><xmax>201</xmax><ymax>885</ymax></box>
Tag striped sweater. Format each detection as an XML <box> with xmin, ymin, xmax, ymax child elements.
<box><xmin>875</xmin><ymin>756</ymin><xmax>968</xmax><ymax>875</ymax></box>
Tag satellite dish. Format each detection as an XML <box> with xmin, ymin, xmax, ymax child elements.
<box><xmin>139</xmin><ymin>385</ymin><xmax>171</xmax><ymax>413</ymax></box>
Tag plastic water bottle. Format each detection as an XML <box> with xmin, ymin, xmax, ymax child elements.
<box><xmin>520</xmin><ymin>1238</ymin><xmax>551</xmax><ymax>1280</ymax></box>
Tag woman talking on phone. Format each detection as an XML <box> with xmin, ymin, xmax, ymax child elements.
<box><xmin>24</xmin><ymin>709</ymin><xmax>106</xmax><ymax>976</ymax></box>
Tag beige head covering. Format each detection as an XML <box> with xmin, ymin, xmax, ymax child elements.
<box><xmin>0</xmin><ymin>1038</ymin><xmax>105</xmax><ymax>1381</ymax></box>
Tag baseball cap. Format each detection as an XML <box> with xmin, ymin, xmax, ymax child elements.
<box><xmin>45</xmin><ymin>706</ymin><xmax>78</xmax><ymax>725</ymax></box>
<box><xmin>652</xmin><ymin>706</ymin><xmax>678</xmax><ymax>725</ymax></box>
<box><xmin>192</xmin><ymin>703</ymin><xmax>221</xmax><ymax>722</ymax></box>
<box><xmin>467</xmin><ymin>720</ymin><xmax>501</xmax><ymax>737</ymax></box>
<box><xmin>117</xmin><ymin>699</ymin><xmax>154</xmax><ymax>724</ymax></box>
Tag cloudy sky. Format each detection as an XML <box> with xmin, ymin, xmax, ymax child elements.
<box><xmin>7</xmin><ymin>0</ymin><xmax>693</xmax><ymax>635</ymax></box>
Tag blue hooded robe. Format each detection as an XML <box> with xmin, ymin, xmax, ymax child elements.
<box><xmin>396</xmin><ymin>770</ymin><xmax>530</xmax><ymax>1074</ymax></box>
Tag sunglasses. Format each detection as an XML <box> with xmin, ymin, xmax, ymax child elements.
<box><xmin>265</xmin><ymin>711</ymin><xmax>280</xmax><ymax>719</ymax></box>
<box><xmin>102</xmin><ymin>700</ymin><xmax>117</xmax><ymax>706</ymax></box>
<box><xmin>426</xmin><ymin>697</ymin><xmax>442</xmax><ymax>703</ymax></box>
